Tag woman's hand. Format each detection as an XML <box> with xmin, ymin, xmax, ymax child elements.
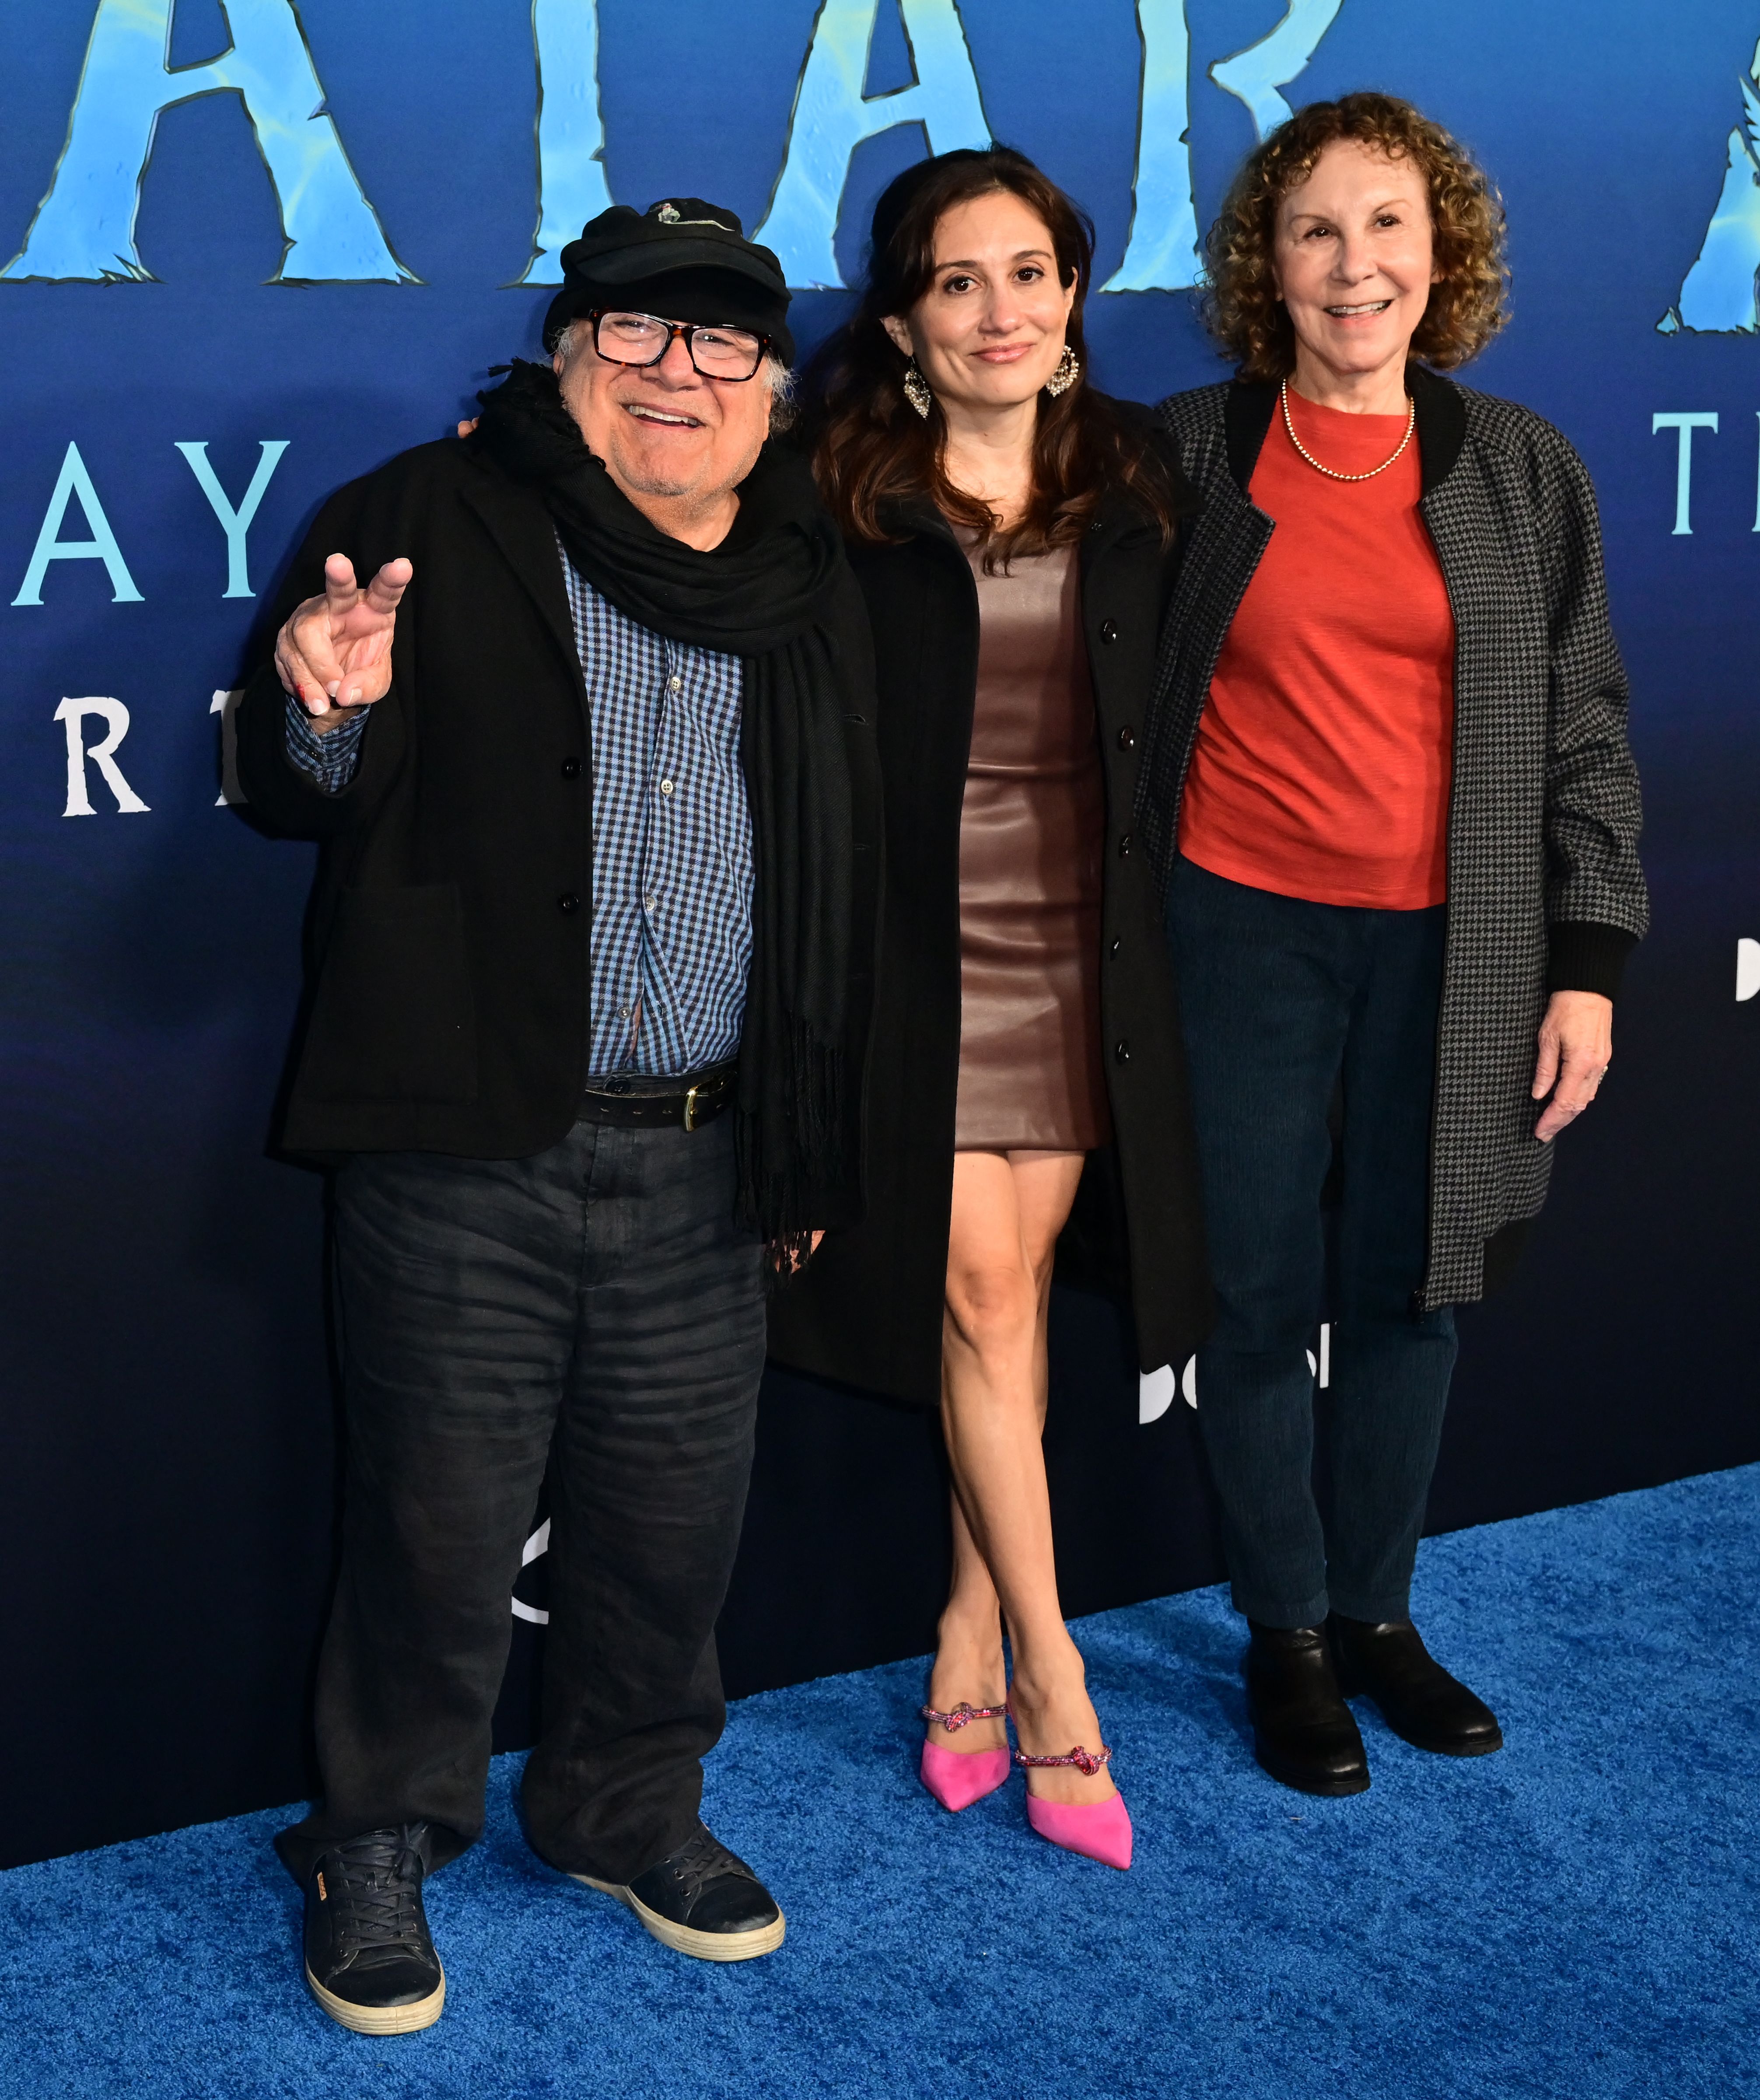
<box><xmin>1531</xmin><ymin>990</ymin><xmax>1613</xmax><ymax>1142</ymax></box>
<box><xmin>769</xmin><ymin>1230</ymin><xmax>826</xmax><ymax>1278</ymax></box>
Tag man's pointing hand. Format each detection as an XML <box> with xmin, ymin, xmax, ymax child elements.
<box><xmin>275</xmin><ymin>554</ymin><xmax>412</xmax><ymax>733</ymax></box>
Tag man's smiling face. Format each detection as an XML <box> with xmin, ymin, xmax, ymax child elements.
<box><xmin>555</xmin><ymin>316</ymin><xmax>772</xmax><ymax>522</ymax></box>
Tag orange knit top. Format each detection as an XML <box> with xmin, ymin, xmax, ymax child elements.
<box><xmin>1178</xmin><ymin>389</ymin><xmax>1456</xmax><ymax>910</ymax></box>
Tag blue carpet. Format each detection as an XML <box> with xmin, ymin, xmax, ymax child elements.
<box><xmin>4</xmin><ymin>1467</ymin><xmax>1757</xmax><ymax>2100</ymax></box>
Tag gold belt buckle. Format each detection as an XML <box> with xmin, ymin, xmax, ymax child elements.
<box><xmin>682</xmin><ymin>1081</ymin><xmax>702</xmax><ymax>1134</ymax></box>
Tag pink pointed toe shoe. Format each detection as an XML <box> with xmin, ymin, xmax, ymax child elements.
<box><xmin>918</xmin><ymin>1702</ymin><xmax>1012</xmax><ymax>1812</ymax></box>
<box><xmin>1015</xmin><ymin>1740</ymin><xmax>1133</xmax><ymax>1870</ymax></box>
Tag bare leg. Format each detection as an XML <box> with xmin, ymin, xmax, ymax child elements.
<box><xmin>926</xmin><ymin>1274</ymin><xmax>1053</xmax><ymax>1758</ymax></box>
<box><xmin>925</xmin><ymin>1493</ymin><xmax>1009</xmax><ymax>1754</ymax></box>
<box><xmin>936</xmin><ymin>1149</ymin><xmax>1113</xmax><ymax>1806</ymax></box>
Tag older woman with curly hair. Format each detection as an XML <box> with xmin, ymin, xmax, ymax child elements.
<box><xmin>1142</xmin><ymin>93</ymin><xmax>1647</xmax><ymax>1796</ymax></box>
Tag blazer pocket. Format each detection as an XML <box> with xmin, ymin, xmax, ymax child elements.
<box><xmin>297</xmin><ymin>883</ymin><xmax>479</xmax><ymax>1104</ymax></box>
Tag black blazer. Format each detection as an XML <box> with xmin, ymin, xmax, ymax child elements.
<box><xmin>768</xmin><ymin>408</ymin><xmax>1214</xmax><ymax>1407</ymax></box>
<box><xmin>235</xmin><ymin>435</ymin><xmax>882</xmax><ymax>1188</ymax></box>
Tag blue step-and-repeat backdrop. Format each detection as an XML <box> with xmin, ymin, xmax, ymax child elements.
<box><xmin>2</xmin><ymin>0</ymin><xmax>1757</xmax><ymax>1866</ymax></box>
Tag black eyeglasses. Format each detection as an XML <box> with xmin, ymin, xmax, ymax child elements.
<box><xmin>588</xmin><ymin>310</ymin><xmax>771</xmax><ymax>382</ymax></box>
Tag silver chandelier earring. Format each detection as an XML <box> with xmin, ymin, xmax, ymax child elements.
<box><xmin>902</xmin><ymin>359</ymin><xmax>932</xmax><ymax>419</ymax></box>
<box><xmin>1044</xmin><ymin>343</ymin><xmax>1081</xmax><ymax>397</ymax></box>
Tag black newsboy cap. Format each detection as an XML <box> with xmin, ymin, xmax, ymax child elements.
<box><xmin>543</xmin><ymin>198</ymin><xmax>794</xmax><ymax>365</ymax></box>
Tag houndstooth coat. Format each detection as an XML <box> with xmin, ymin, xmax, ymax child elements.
<box><xmin>1141</xmin><ymin>365</ymin><xmax>1648</xmax><ymax>1308</ymax></box>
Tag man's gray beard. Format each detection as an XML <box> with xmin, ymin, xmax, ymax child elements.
<box><xmin>604</xmin><ymin>438</ymin><xmax>701</xmax><ymax>503</ymax></box>
<box><xmin>615</xmin><ymin>468</ymin><xmax>695</xmax><ymax>499</ymax></box>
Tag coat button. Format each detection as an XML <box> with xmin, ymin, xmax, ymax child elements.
<box><xmin>1117</xmin><ymin>725</ymin><xmax>1135</xmax><ymax>751</ymax></box>
<box><xmin>560</xmin><ymin>756</ymin><xmax>581</xmax><ymax>779</ymax></box>
<box><xmin>1118</xmin><ymin>833</ymin><xmax>1132</xmax><ymax>858</ymax></box>
<box><xmin>558</xmin><ymin>892</ymin><xmax>581</xmax><ymax>914</ymax></box>
<box><xmin>1114</xmin><ymin>1040</ymin><xmax>1131</xmax><ymax>1065</ymax></box>
<box><xmin>1100</xmin><ymin>619</ymin><xmax>1120</xmax><ymax>644</ymax></box>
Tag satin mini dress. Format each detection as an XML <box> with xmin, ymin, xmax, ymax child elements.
<box><xmin>952</xmin><ymin>538</ymin><xmax>1111</xmax><ymax>1152</ymax></box>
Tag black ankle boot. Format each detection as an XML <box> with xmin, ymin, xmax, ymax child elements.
<box><xmin>302</xmin><ymin>1824</ymin><xmax>445</xmax><ymax>2034</ymax></box>
<box><xmin>1245</xmin><ymin>1622</ymin><xmax>1370</xmax><ymax>1796</ymax></box>
<box><xmin>1327</xmin><ymin>1614</ymin><xmax>1504</xmax><ymax>1756</ymax></box>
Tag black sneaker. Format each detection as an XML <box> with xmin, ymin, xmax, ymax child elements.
<box><xmin>574</xmin><ymin>1823</ymin><xmax>785</xmax><ymax>1962</ymax></box>
<box><xmin>302</xmin><ymin>1824</ymin><xmax>446</xmax><ymax>2034</ymax></box>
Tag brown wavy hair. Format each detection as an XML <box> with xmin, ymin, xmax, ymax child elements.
<box><xmin>801</xmin><ymin>147</ymin><xmax>1183</xmax><ymax>564</ymax></box>
<box><xmin>1204</xmin><ymin>91</ymin><xmax>1508</xmax><ymax>380</ymax></box>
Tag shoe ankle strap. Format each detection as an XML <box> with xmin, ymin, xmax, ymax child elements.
<box><xmin>920</xmin><ymin>1701</ymin><xmax>1008</xmax><ymax>1731</ymax></box>
<box><xmin>1012</xmin><ymin>1742</ymin><xmax>1112</xmax><ymax>1775</ymax></box>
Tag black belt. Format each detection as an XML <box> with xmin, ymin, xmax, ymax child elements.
<box><xmin>578</xmin><ymin>1060</ymin><xmax>737</xmax><ymax>1131</ymax></box>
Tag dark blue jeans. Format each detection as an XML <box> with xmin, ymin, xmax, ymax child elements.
<box><xmin>1165</xmin><ymin>857</ymin><xmax>1457</xmax><ymax>1628</ymax></box>
<box><xmin>276</xmin><ymin>1113</ymin><xmax>766</xmax><ymax>1886</ymax></box>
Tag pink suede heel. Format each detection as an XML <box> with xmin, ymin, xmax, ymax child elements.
<box><xmin>918</xmin><ymin>1702</ymin><xmax>1012</xmax><ymax>1813</ymax></box>
<box><xmin>920</xmin><ymin>1738</ymin><xmax>1012</xmax><ymax>1812</ymax></box>
<box><xmin>1013</xmin><ymin>1738</ymin><xmax>1133</xmax><ymax>1869</ymax></box>
<box><xmin>1022</xmin><ymin>1789</ymin><xmax>1133</xmax><ymax>1869</ymax></box>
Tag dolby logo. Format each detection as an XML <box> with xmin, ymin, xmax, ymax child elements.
<box><xmin>1141</xmin><ymin>1327</ymin><xmax>1334</xmax><ymax>1424</ymax></box>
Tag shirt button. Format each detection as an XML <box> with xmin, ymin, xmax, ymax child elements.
<box><xmin>617</xmin><ymin>1005</ymin><xmax>632</xmax><ymax>1019</ymax></box>
<box><xmin>1118</xmin><ymin>833</ymin><xmax>1132</xmax><ymax>858</ymax></box>
<box><xmin>560</xmin><ymin>756</ymin><xmax>581</xmax><ymax>778</ymax></box>
<box><xmin>668</xmin><ymin>676</ymin><xmax>682</xmax><ymax>694</ymax></box>
<box><xmin>558</xmin><ymin>892</ymin><xmax>581</xmax><ymax>913</ymax></box>
<box><xmin>1110</xmin><ymin>937</ymin><xmax>1122</xmax><ymax>958</ymax></box>
<box><xmin>1100</xmin><ymin>620</ymin><xmax>1120</xmax><ymax>644</ymax></box>
<box><xmin>659</xmin><ymin>779</ymin><xmax>674</xmax><ymax>795</ymax></box>
<box><xmin>1117</xmin><ymin>726</ymin><xmax>1135</xmax><ymax>751</ymax></box>
<box><xmin>1114</xmin><ymin>1040</ymin><xmax>1131</xmax><ymax>1065</ymax></box>
<box><xmin>644</xmin><ymin>893</ymin><xmax>658</xmax><ymax>911</ymax></box>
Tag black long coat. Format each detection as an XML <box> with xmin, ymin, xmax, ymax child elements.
<box><xmin>234</xmin><ymin>434</ymin><xmax>882</xmax><ymax>1209</ymax></box>
<box><xmin>769</xmin><ymin>421</ymin><xmax>1213</xmax><ymax>1407</ymax></box>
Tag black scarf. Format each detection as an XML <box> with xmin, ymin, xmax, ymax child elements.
<box><xmin>473</xmin><ymin>360</ymin><xmax>857</xmax><ymax>1260</ymax></box>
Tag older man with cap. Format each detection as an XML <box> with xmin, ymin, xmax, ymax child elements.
<box><xmin>235</xmin><ymin>200</ymin><xmax>879</xmax><ymax>2032</ymax></box>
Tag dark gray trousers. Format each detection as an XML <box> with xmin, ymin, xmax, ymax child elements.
<box><xmin>276</xmin><ymin>1112</ymin><xmax>765</xmax><ymax>1885</ymax></box>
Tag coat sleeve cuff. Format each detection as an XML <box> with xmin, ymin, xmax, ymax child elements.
<box><xmin>1545</xmin><ymin>920</ymin><xmax>1637</xmax><ymax>1001</ymax></box>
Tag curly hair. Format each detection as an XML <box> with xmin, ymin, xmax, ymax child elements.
<box><xmin>1204</xmin><ymin>91</ymin><xmax>1508</xmax><ymax>379</ymax></box>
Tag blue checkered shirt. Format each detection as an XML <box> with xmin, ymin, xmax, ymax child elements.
<box><xmin>283</xmin><ymin>546</ymin><xmax>753</xmax><ymax>1078</ymax></box>
<box><xmin>283</xmin><ymin>696</ymin><xmax>368</xmax><ymax>791</ymax></box>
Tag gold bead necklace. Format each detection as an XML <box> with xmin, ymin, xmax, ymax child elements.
<box><xmin>1279</xmin><ymin>379</ymin><xmax>1415</xmax><ymax>482</ymax></box>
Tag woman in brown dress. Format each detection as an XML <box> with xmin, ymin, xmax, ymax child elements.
<box><xmin>956</xmin><ymin>544</ymin><xmax>1111</xmax><ymax>1163</ymax></box>
<box><xmin>771</xmin><ymin>149</ymin><xmax>1211</xmax><ymax>1868</ymax></box>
